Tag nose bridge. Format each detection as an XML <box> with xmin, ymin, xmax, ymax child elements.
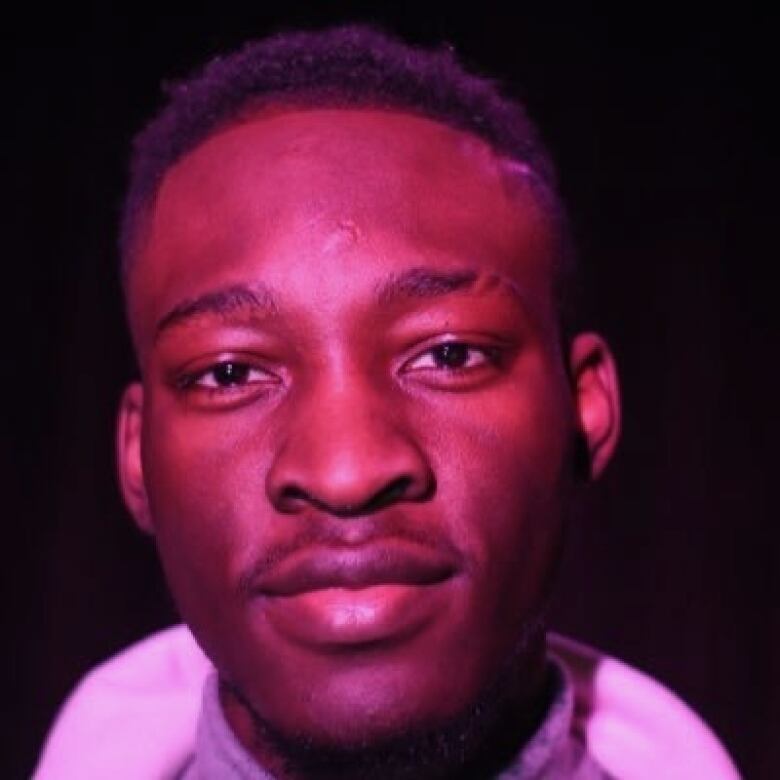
<box><xmin>305</xmin><ymin>371</ymin><xmax>390</xmax><ymax>463</ymax></box>
<box><xmin>266</xmin><ymin>366</ymin><xmax>431</xmax><ymax>514</ymax></box>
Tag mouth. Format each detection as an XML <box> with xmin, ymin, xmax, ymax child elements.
<box><xmin>251</xmin><ymin>541</ymin><xmax>460</xmax><ymax>649</ymax></box>
<box><xmin>253</xmin><ymin>542</ymin><xmax>458</xmax><ymax>596</ymax></box>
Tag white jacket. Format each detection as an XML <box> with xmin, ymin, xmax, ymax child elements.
<box><xmin>34</xmin><ymin>625</ymin><xmax>741</xmax><ymax>780</ymax></box>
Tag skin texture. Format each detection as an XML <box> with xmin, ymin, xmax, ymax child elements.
<box><xmin>117</xmin><ymin>108</ymin><xmax>620</xmax><ymax>777</ymax></box>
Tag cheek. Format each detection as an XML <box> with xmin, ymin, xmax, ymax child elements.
<box><xmin>140</xmin><ymin>396</ymin><xmax>272</xmax><ymax>608</ymax></box>
<box><xmin>420</xmin><ymin>370</ymin><xmax>572</xmax><ymax>613</ymax></box>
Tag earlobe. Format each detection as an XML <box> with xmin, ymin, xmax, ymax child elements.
<box><xmin>116</xmin><ymin>382</ymin><xmax>154</xmax><ymax>534</ymax></box>
<box><xmin>569</xmin><ymin>333</ymin><xmax>621</xmax><ymax>480</ymax></box>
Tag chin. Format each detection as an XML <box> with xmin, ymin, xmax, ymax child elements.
<box><xmin>228</xmin><ymin>659</ymin><xmax>534</xmax><ymax>780</ymax></box>
<box><xmin>274</xmin><ymin>652</ymin><xmax>483</xmax><ymax>744</ymax></box>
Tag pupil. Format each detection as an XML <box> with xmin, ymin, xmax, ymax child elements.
<box><xmin>214</xmin><ymin>363</ymin><xmax>249</xmax><ymax>385</ymax></box>
<box><xmin>435</xmin><ymin>343</ymin><xmax>469</xmax><ymax>368</ymax></box>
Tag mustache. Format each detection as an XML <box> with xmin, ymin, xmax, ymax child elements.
<box><xmin>237</xmin><ymin>518</ymin><xmax>464</xmax><ymax>599</ymax></box>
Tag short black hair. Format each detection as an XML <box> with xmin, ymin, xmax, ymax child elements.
<box><xmin>121</xmin><ymin>24</ymin><xmax>577</xmax><ymax>327</ymax></box>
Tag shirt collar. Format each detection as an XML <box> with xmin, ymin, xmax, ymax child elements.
<box><xmin>189</xmin><ymin>658</ymin><xmax>582</xmax><ymax>780</ymax></box>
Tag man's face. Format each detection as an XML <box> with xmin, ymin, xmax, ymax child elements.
<box><xmin>120</xmin><ymin>108</ymin><xmax>614</xmax><ymax>747</ymax></box>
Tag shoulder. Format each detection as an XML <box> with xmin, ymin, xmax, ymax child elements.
<box><xmin>34</xmin><ymin>626</ymin><xmax>740</xmax><ymax>780</ymax></box>
<box><xmin>34</xmin><ymin>625</ymin><xmax>211</xmax><ymax>780</ymax></box>
<box><xmin>548</xmin><ymin>633</ymin><xmax>741</xmax><ymax>780</ymax></box>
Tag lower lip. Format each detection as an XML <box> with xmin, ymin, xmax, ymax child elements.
<box><xmin>258</xmin><ymin>582</ymin><xmax>450</xmax><ymax>650</ymax></box>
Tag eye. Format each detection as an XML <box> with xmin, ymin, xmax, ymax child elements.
<box><xmin>404</xmin><ymin>342</ymin><xmax>499</xmax><ymax>372</ymax></box>
<box><xmin>195</xmin><ymin>361</ymin><xmax>266</xmax><ymax>388</ymax></box>
<box><xmin>177</xmin><ymin>360</ymin><xmax>278</xmax><ymax>393</ymax></box>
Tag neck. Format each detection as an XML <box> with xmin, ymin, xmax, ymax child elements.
<box><xmin>219</xmin><ymin>633</ymin><xmax>552</xmax><ymax>780</ymax></box>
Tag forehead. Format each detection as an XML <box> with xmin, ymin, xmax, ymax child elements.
<box><xmin>128</xmin><ymin>107</ymin><xmax>558</xmax><ymax>351</ymax></box>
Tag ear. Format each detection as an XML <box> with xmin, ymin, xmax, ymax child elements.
<box><xmin>568</xmin><ymin>333</ymin><xmax>621</xmax><ymax>480</ymax></box>
<box><xmin>116</xmin><ymin>382</ymin><xmax>154</xmax><ymax>534</ymax></box>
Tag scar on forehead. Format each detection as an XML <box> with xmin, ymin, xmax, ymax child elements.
<box><xmin>503</xmin><ymin>160</ymin><xmax>533</xmax><ymax>177</ymax></box>
<box><xmin>437</xmin><ymin>270</ymin><xmax>531</xmax><ymax>312</ymax></box>
<box><xmin>499</xmin><ymin>159</ymin><xmax>536</xmax><ymax>192</ymax></box>
<box><xmin>474</xmin><ymin>272</ymin><xmax>524</xmax><ymax>298</ymax></box>
<box><xmin>321</xmin><ymin>219</ymin><xmax>363</xmax><ymax>253</ymax></box>
<box><xmin>337</xmin><ymin>219</ymin><xmax>361</xmax><ymax>238</ymax></box>
<box><xmin>498</xmin><ymin>159</ymin><xmax>554</xmax><ymax>214</ymax></box>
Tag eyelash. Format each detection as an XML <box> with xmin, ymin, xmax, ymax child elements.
<box><xmin>175</xmin><ymin>341</ymin><xmax>505</xmax><ymax>401</ymax></box>
<box><xmin>176</xmin><ymin>361</ymin><xmax>278</xmax><ymax>394</ymax></box>
<box><xmin>403</xmin><ymin>341</ymin><xmax>503</xmax><ymax>374</ymax></box>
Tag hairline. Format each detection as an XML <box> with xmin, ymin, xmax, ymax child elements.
<box><xmin>123</xmin><ymin>97</ymin><xmax>563</xmax><ymax>279</ymax></box>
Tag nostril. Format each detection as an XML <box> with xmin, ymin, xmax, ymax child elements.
<box><xmin>266</xmin><ymin>426</ymin><xmax>436</xmax><ymax>517</ymax></box>
<box><xmin>362</xmin><ymin>476</ymin><xmax>413</xmax><ymax>513</ymax></box>
<box><xmin>275</xmin><ymin>475</ymin><xmax>427</xmax><ymax>518</ymax></box>
<box><xmin>277</xmin><ymin>485</ymin><xmax>310</xmax><ymax>514</ymax></box>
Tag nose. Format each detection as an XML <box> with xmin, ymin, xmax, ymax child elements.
<box><xmin>266</xmin><ymin>383</ymin><xmax>434</xmax><ymax>517</ymax></box>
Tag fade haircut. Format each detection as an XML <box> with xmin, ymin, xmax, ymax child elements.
<box><xmin>120</xmin><ymin>24</ymin><xmax>578</xmax><ymax>329</ymax></box>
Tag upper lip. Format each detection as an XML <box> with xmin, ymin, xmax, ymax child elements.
<box><xmin>253</xmin><ymin>542</ymin><xmax>459</xmax><ymax>597</ymax></box>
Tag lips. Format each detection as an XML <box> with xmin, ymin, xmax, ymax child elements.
<box><xmin>253</xmin><ymin>542</ymin><xmax>458</xmax><ymax>597</ymax></box>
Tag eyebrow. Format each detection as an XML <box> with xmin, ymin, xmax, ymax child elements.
<box><xmin>374</xmin><ymin>268</ymin><xmax>479</xmax><ymax>304</ymax></box>
<box><xmin>155</xmin><ymin>284</ymin><xmax>278</xmax><ymax>339</ymax></box>
<box><xmin>374</xmin><ymin>267</ymin><xmax>528</xmax><ymax>312</ymax></box>
<box><xmin>154</xmin><ymin>267</ymin><xmax>518</xmax><ymax>340</ymax></box>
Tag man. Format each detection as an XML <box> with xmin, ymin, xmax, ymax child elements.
<box><xmin>35</xmin><ymin>25</ymin><xmax>739</xmax><ymax>780</ymax></box>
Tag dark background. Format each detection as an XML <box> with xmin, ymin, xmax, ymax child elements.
<box><xmin>4</xmin><ymin>4</ymin><xmax>774</xmax><ymax>778</ymax></box>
